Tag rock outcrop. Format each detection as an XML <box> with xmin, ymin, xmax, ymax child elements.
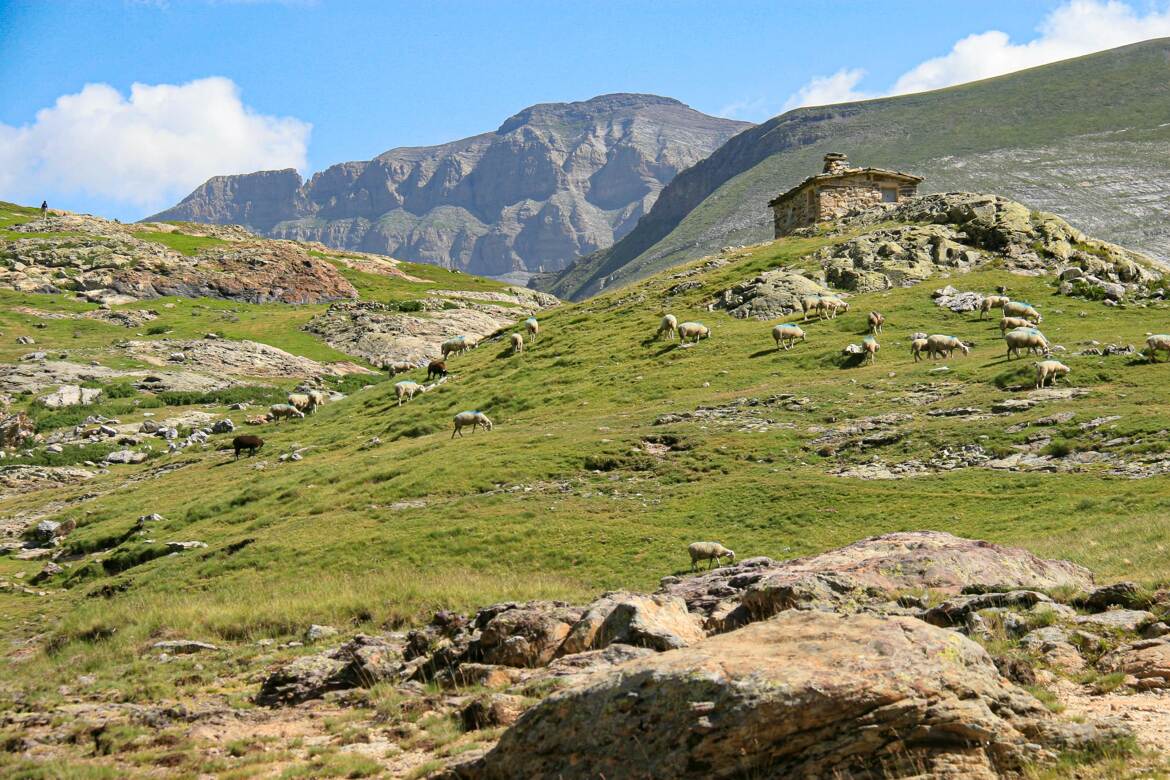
<box><xmin>150</xmin><ymin>94</ymin><xmax>751</xmax><ymax>276</ymax></box>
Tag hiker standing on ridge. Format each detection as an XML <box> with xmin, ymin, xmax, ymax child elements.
<box><xmin>40</xmin><ymin>200</ymin><xmax>48</xmax><ymax>217</ymax></box>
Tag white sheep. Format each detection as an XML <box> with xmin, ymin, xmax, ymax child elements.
<box><xmin>689</xmin><ymin>541</ymin><xmax>735</xmax><ymax>572</ymax></box>
<box><xmin>395</xmin><ymin>380</ymin><xmax>427</xmax><ymax>406</ymax></box>
<box><xmin>268</xmin><ymin>403</ymin><xmax>305</xmax><ymax>423</ymax></box>
<box><xmin>1003</xmin><ymin>301</ymin><xmax>1042</xmax><ymax>323</ymax></box>
<box><xmin>818</xmin><ymin>297</ymin><xmax>849</xmax><ymax>319</ymax></box>
<box><xmin>657</xmin><ymin>314</ymin><xmax>679</xmax><ymax>340</ymax></box>
<box><xmin>862</xmin><ymin>335</ymin><xmax>879</xmax><ymax>365</ymax></box>
<box><xmin>441</xmin><ymin>335</ymin><xmax>477</xmax><ymax>358</ymax></box>
<box><xmin>385</xmin><ymin>361</ymin><xmax>417</xmax><ymax>375</ymax></box>
<box><xmin>525</xmin><ymin>317</ymin><xmax>540</xmax><ymax>343</ymax></box>
<box><xmin>979</xmin><ymin>295</ymin><xmax>1010</xmax><ymax>319</ymax></box>
<box><xmin>676</xmin><ymin>322</ymin><xmax>710</xmax><ymax>343</ymax></box>
<box><xmin>868</xmin><ymin>311</ymin><xmax>885</xmax><ymax>334</ymax></box>
<box><xmin>772</xmin><ymin>323</ymin><xmax>806</xmax><ymax>351</ymax></box>
<box><xmin>911</xmin><ymin>337</ymin><xmax>930</xmax><ymax>362</ymax></box>
<box><xmin>800</xmin><ymin>295</ymin><xmax>822</xmax><ymax>321</ymax></box>
<box><xmin>452</xmin><ymin>410</ymin><xmax>493</xmax><ymax>438</ymax></box>
<box><xmin>925</xmin><ymin>334</ymin><xmax>969</xmax><ymax>359</ymax></box>
<box><xmin>1034</xmin><ymin>360</ymin><xmax>1071</xmax><ymax>388</ymax></box>
<box><xmin>999</xmin><ymin>316</ymin><xmax>1032</xmax><ymax>335</ymax></box>
<box><xmin>1005</xmin><ymin>327</ymin><xmax>1050</xmax><ymax>359</ymax></box>
<box><xmin>510</xmin><ymin>332</ymin><xmax>524</xmax><ymax>354</ymax></box>
<box><xmin>288</xmin><ymin>392</ymin><xmax>314</xmax><ymax>414</ymax></box>
<box><xmin>1147</xmin><ymin>334</ymin><xmax>1170</xmax><ymax>363</ymax></box>
<box><xmin>308</xmin><ymin>390</ymin><xmax>327</xmax><ymax>410</ymax></box>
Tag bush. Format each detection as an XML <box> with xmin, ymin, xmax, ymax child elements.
<box><xmin>395</xmin><ymin>300</ymin><xmax>424</xmax><ymax>312</ymax></box>
<box><xmin>145</xmin><ymin>324</ymin><xmax>170</xmax><ymax>335</ymax></box>
<box><xmin>1043</xmin><ymin>439</ymin><xmax>1074</xmax><ymax>458</ymax></box>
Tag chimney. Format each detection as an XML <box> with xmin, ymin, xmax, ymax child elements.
<box><xmin>822</xmin><ymin>153</ymin><xmax>849</xmax><ymax>175</ymax></box>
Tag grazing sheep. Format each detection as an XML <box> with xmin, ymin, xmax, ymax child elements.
<box><xmin>525</xmin><ymin>317</ymin><xmax>540</xmax><ymax>343</ymax></box>
<box><xmin>427</xmin><ymin>359</ymin><xmax>448</xmax><ymax>381</ymax></box>
<box><xmin>818</xmin><ymin>297</ymin><xmax>849</xmax><ymax>319</ymax></box>
<box><xmin>288</xmin><ymin>392</ymin><xmax>317</xmax><ymax>415</ymax></box>
<box><xmin>1003</xmin><ymin>301</ymin><xmax>1042</xmax><ymax>323</ymax></box>
<box><xmin>308</xmin><ymin>390</ymin><xmax>327</xmax><ymax>410</ymax></box>
<box><xmin>1034</xmin><ymin>360</ymin><xmax>1071</xmax><ymax>388</ymax></box>
<box><xmin>868</xmin><ymin>311</ymin><xmax>885</xmax><ymax>334</ymax></box>
<box><xmin>245</xmin><ymin>415</ymin><xmax>267</xmax><ymax>426</ymax></box>
<box><xmin>800</xmin><ymin>295</ymin><xmax>822</xmax><ymax>321</ymax></box>
<box><xmin>395</xmin><ymin>380</ymin><xmax>427</xmax><ymax>406</ymax></box>
<box><xmin>1147</xmin><ymin>334</ymin><xmax>1170</xmax><ymax>363</ymax></box>
<box><xmin>441</xmin><ymin>335</ymin><xmax>477</xmax><ymax>358</ymax></box>
<box><xmin>862</xmin><ymin>335</ymin><xmax>879</xmax><ymax>365</ymax></box>
<box><xmin>657</xmin><ymin>314</ymin><xmax>679</xmax><ymax>340</ymax></box>
<box><xmin>688</xmin><ymin>541</ymin><xmax>735</xmax><ymax>572</ymax></box>
<box><xmin>925</xmin><ymin>334</ymin><xmax>970</xmax><ymax>359</ymax></box>
<box><xmin>510</xmin><ymin>332</ymin><xmax>524</xmax><ymax>354</ymax></box>
<box><xmin>385</xmin><ymin>361</ymin><xmax>417</xmax><ymax>376</ymax></box>
<box><xmin>999</xmin><ymin>316</ymin><xmax>1033</xmax><ymax>335</ymax></box>
<box><xmin>269</xmin><ymin>404</ymin><xmax>305</xmax><ymax>422</ymax></box>
<box><xmin>232</xmin><ymin>434</ymin><xmax>264</xmax><ymax>460</ymax></box>
<box><xmin>911</xmin><ymin>337</ymin><xmax>930</xmax><ymax>362</ymax></box>
<box><xmin>1005</xmin><ymin>327</ymin><xmax>1050</xmax><ymax>359</ymax></box>
<box><xmin>979</xmin><ymin>295</ymin><xmax>1010</xmax><ymax>319</ymax></box>
<box><xmin>676</xmin><ymin>322</ymin><xmax>710</xmax><ymax>343</ymax></box>
<box><xmin>772</xmin><ymin>323</ymin><xmax>806</xmax><ymax>351</ymax></box>
<box><xmin>452</xmin><ymin>410</ymin><xmax>493</xmax><ymax>438</ymax></box>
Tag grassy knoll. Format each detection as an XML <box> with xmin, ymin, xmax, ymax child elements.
<box><xmin>129</xmin><ymin>230</ymin><xmax>231</xmax><ymax>256</ymax></box>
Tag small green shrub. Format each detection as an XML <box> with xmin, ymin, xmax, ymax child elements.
<box><xmin>395</xmin><ymin>300</ymin><xmax>424</xmax><ymax>312</ymax></box>
<box><xmin>145</xmin><ymin>324</ymin><xmax>170</xmax><ymax>335</ymax></box>
<box><xmin>1043</xmin><ymin>439</ymin><xmax>1074</xmax><ymax>458</ymax></box>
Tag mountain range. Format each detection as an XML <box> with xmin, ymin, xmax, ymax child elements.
<box><xmin>150</xmin><ymin>94</ymin><xmax>750</xmax><ymax>278</ymax></box>
<box><xmin>540</xmin><ymin>38</ymin><xmax>1170</xmax><ymax>299</ymax></box>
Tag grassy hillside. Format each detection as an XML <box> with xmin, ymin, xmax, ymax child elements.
<box><xmin>545</xmin><ymin>38</ymin><xmax>1170</xmax><ymax>300</ymax></box>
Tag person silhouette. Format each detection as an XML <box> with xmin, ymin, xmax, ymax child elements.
<box><xmin>40</xmin><ymin>200</ymin><xmax>48</xmax><ymax>216</ymax></box>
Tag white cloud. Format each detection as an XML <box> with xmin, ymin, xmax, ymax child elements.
<box><xmin>781</xmin><ymin>68</ymin><xmax>872</xmax><ymax>112</ymax></box>
<box><xmin>783</xmin><ymin>0</ymin><xmax>1170</xmax><ymax>111</ymax></box>
<box><xmin>0</xmin><ymin>77</ymin><xmax>310</xmax><ymax>213</ymax></box>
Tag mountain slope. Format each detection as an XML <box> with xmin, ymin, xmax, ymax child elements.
<box><xmin>150</xmin><ymin>94</ymin><xmax>750</xmax><ymax>277</ymax></box>
<box><xmin>543</xmin><ymin>38</ymin><xmax>1170</xmax><ymax>300</ymax></box>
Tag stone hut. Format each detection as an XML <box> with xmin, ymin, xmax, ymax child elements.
<box><xmin>768</xmin><ymin>154</ymin><xmax>923</xmax><ymax>237</ymax></box>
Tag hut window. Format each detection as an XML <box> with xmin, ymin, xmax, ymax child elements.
<box><xmin>881</xmin><ymin>187</ymin><xmax>898</xmax><ymax>203</ymax></box>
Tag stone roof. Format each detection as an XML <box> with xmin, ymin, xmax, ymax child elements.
<box><xmin>768</xmin><ymin>167</ymin><xmax>924</xmax><ymax>207</ymax></box>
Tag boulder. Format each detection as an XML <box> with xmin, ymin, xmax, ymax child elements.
<box><xmin>1020</xmin><ymin>626</ymin><xmax>1085</xmax><ymax>673</ymax></box>
<box><xmin>460</xmin><ymin>694</ymin><xmax>529</xmax><ymax>731</ymax></box>
<box><xmin>1075</xmin><ymin>582</ymin><xmax>1144</xmax><ymax>611</ymax></box>
<box><xmin>464</xmin><ymin>611</ymin><xmax>1121</xmax><ymax>779</ymax></box>
<box><xmin>256</xmin><ymin>634</ymin><xmax>402</xmax><ymax>706</ymax></box>
<box><xmin>38</xmin><ymin>384</ymin><xmax>101</xmax><ymax>408</ymax></box>
<box><xmin>713</xmin><ymin>271</ymin><xmax>831</xmax><ymax>320</ymax></box>
<box><xmin>471</xmin><ymin>602</ymin><xmax>583</xmax><ymax>668</ymax></box>
<box><xmin>0</xmin><ymin>411</ymin><xmax>36</xmax><ymax>448</ymax></box>
<box><xmin>211</xmin><ymin>419</ymin><xmax>235</xmax><ymax>434</ymax></box>
<box><xmin>105</xmin><ymin>450</ymin><xmax>147</xmax><ymax>465</ymax></box>
<box><xmin>922</xmin><ymin>590</ymin><xmax>1051</xmax><ymax>627</ymax></box>
<box><xmin>540</xmin><ymin>644</ymin><xmax>657</xmax><ymax>680</ymax></box>
<box><xmin>32</xmin><ymin>518</ymin><xmax>76</xmax><ymax>544</ymax></box>
<box><xmin>304</xmin><ymin>624</ymin><xmax>339</xmax><ymax>643</ymax></box>
<box><xmin>590</xmin><ymin>593</ymin><xmax>706</xmax><ymax>652</ymax></box>
<box><xmin>1074</xmin><ymin>609</ymin><xmax>1155</xmax><ymax>633</ymax></box>
<box><xmin>1098</xmin><ymin>637</ymin><xmax>1170</xmax><ymax>690</ymax></box>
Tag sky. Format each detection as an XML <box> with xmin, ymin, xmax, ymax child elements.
<box><xmin>1</xmin><ymin>0</ymin><xmax>1168</xmax><ymax>220</ymax></box>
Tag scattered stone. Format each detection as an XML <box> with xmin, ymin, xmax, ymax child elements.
<box><xmin>37</xmin><ymin>384</ymin><xmax>101</xmax><ymax>408</ymax></box>
<box><xmin>1099</xmin><ymin>637</ymin><xmax>1170</xmax><ymax>690</ymax></box>
<box><xmin>304</xmin><ymin>624</ymin><xmax>339</xmax><ymax>643</ymax></box>
<box><xmin>211</xmin><ymin>419</ymin><xmax>235</xmax><ymax>434</ymax></box>
<box><xmin>104</xmin><ymin>450</ymin><xmax>147</xmax><ymax>465</ymax></box>
<box><xmin>460</xmin><ymin>694</ymin><xmax>528</xmax><ymax>731</ymax></box>
<box><xmin>1074</xmin><ymin>609</ymin><xmax>1155</xmax><ymax>632</ymax></box>
<box><xmin>151</xmin><ymin>640</ymin><xmax>218</xmax><ymax>654</ymax></box>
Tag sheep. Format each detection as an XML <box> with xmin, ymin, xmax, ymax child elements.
<box><xmin>452</xmin><ymin>410</ymin><xmax>493</xmax><ymax>438</ymax></box>
<box><xmin>232</xmin><ymin>434</ymin><xmax>264</xmax><ymax>460</ymax></box>
<box><xmin>510</xmin><ymin>332</ymin><xmax>524</xmax><ymax>354</ymax></box>
<box><xmin>308</xmin><ymin>390</ymin><xmax>327</xmax><ymax>410</ymax></box>
<box><xmin>525</xmin><ymin>316</ymin><xmax>540</xmax><ymax>343</ymax></box>
<box><xmin>910</xmin><ymin>332</ymin><xmax>928</xmax><ymax>341</ymax></box>
<box><xmin>862</xmin><ymin>335</ymin><xmax>879</xmax><ymax>365</ymax></box>
<box><xmin>441</xmin><ymin>335</ymin><xmax>477</xmax><ymax>358</ymax></box>
<box><xmin>288</xmin><ymin>392</ymin><xmax>317</xmax><ymax>415</ymax></box>
<box><xmin>395</xmin><ymin>380</ymin><xmax>427</xmax><ymax>406</ymax></box>
<box><xmin>385</xmin><ymin>361</ymin><xmax>417</xmax><ymax>376</ymax></box>
<box><xmin>925</xmin><ymin>334</ymin><xmax>970</xmax><ymax>359</ymax></box>
<box><xmin>911</xmin><ymin>337</ymin><xmax>930</xmax><ymax>362</ymax></box>
<box><xmin>1003</xmin><ymin>301</ymin><xmax>1042</xmax><ymax>323</ymax></box>
<box><xmin>268</xmin><ymin>404</ymin><xmax>305</xmax><ymax>422</ymax></box>
<box><xmin>1034</xmin><ymin>360</ymin><xmax>1071</xmax><ymax>388</ymax></box>
<box><xmin>1147</xmin><ymin>334</ymin><xmax>1170</xmax><ymax>363</ymax></box>
<box><xmin>657</xmin><ymin>314</ymin><xmax>679</xmax><ymax>340</ymax></box>
<box><xmin>772</xmin><ymin>323</ymin><xmax>806</xmax><ymax>351</ymax></box>
<box><xmin>676</xmin><ymin>322</ymin><xmax>710</xmax><ymax>343</ymax></box>
<box><xmin>979</xmin><ymin>295</ymin><xmax>1011</xmax><ymax>319</ymax></box>
<box><xmin>800</xmin><ymin>295</ymin><xmax>822</xmax><ymax>321</ymax></box>
<box><xmin>818</xmin><ymin>297</ymin><xmax>849</xmax><ymax>319</ymax></box>
<box><xmin>427</xmin><ymin>359</ymin><xmax>448</xmax><ymax>381</ymax></box>
<box><xmin>1005</xmin><ymin>327</ymin><xmax>1050</xmax><ymax>359</ymax></box>
<box><xmin>868</xmin><ymin>311</ymin><xmax>885</xmax><ymax>334</ymax></box>
<box><xmin>688</xmin><ymin>541</ymin><xmax>735</xmax><ymax>572</ymax></box>
<box><xmin>245</xmin><ymin>415</ymin><xmax>267</xmax><ymax>426</ymax></box>
<box><xmin>999</xmin><ymin>316</ymin><xmax>1033</xmax><ymax>335</ymax></box>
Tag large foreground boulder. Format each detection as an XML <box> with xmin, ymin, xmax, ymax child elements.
<box><xmin>460</xmin><ymin>611</ymin><xmax>1123</xmax><ymax>779</ymax></box>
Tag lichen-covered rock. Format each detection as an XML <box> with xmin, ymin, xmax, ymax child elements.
<box><xmin>712</xmin><ymin>270</ymin><xmax>830</xmax><ymax>320</ymax></box>
<box><xmin>462</xmin><ymin>611</ymin><xmax>1122</xmax><ymax>779</ymax></box>
<box><xmin>1098</xmin><ymin>636</ymin><xmax>1170</xmax><ymax>690</ymax></box>
<box><xmin>589</xmin><ymin>593</ymin><xmax>706</xmax><ymax>652</ymax></box>
<box><xmin>1074</xmin><ymin>609</ymin><xmax>1156</xmax><ymax>633</ymax></box>
<box><xmin>470</xmin><ymin>602</ymin><xmax>584</xmax><ymax>668</ymax></box>
<box><xmin>1020</xmin><ymin>626</ymin><xmax>1086</xmax><ymax>673</ymax></box>
<box><xmin>460</xmin><ymin>694</ymin><xmax>529</xmax><ymax>731</ymax></box>
<box><xmin>255</xmin><ymin>634</ymin><xmax>403</xmax><ymax>706</ymax></box>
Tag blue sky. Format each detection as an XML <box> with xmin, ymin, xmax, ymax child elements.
<box><xmin>1</xmin><ymin>0</ymin><xmax>1167</xmax><ymax>220</ymax></box>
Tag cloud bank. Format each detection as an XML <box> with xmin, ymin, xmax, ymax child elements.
<box><xmin>0</xmin><ymin>77</ymin><xmax>310</xmax><ymax>213</ymax></box>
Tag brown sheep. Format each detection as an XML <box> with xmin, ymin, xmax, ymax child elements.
<box><xmin>427</xmin><ymin>360</ymin><xmax>448</xmax><ymax>381</ymax></box>
<box><xmin>868</xmin><ymin>311</ymin><xmax>885</xmax><ymax>334</ymax></box>
<box><xmin>232</xmin><ymin>434</ymin><xmax>264</xmax><ymax>460</ymax></box>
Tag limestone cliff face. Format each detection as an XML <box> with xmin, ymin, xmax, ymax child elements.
<box><xmin>150</xmin><ymin>94</ymin><xmax>750</xmax><ymax>276</ymax></box>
